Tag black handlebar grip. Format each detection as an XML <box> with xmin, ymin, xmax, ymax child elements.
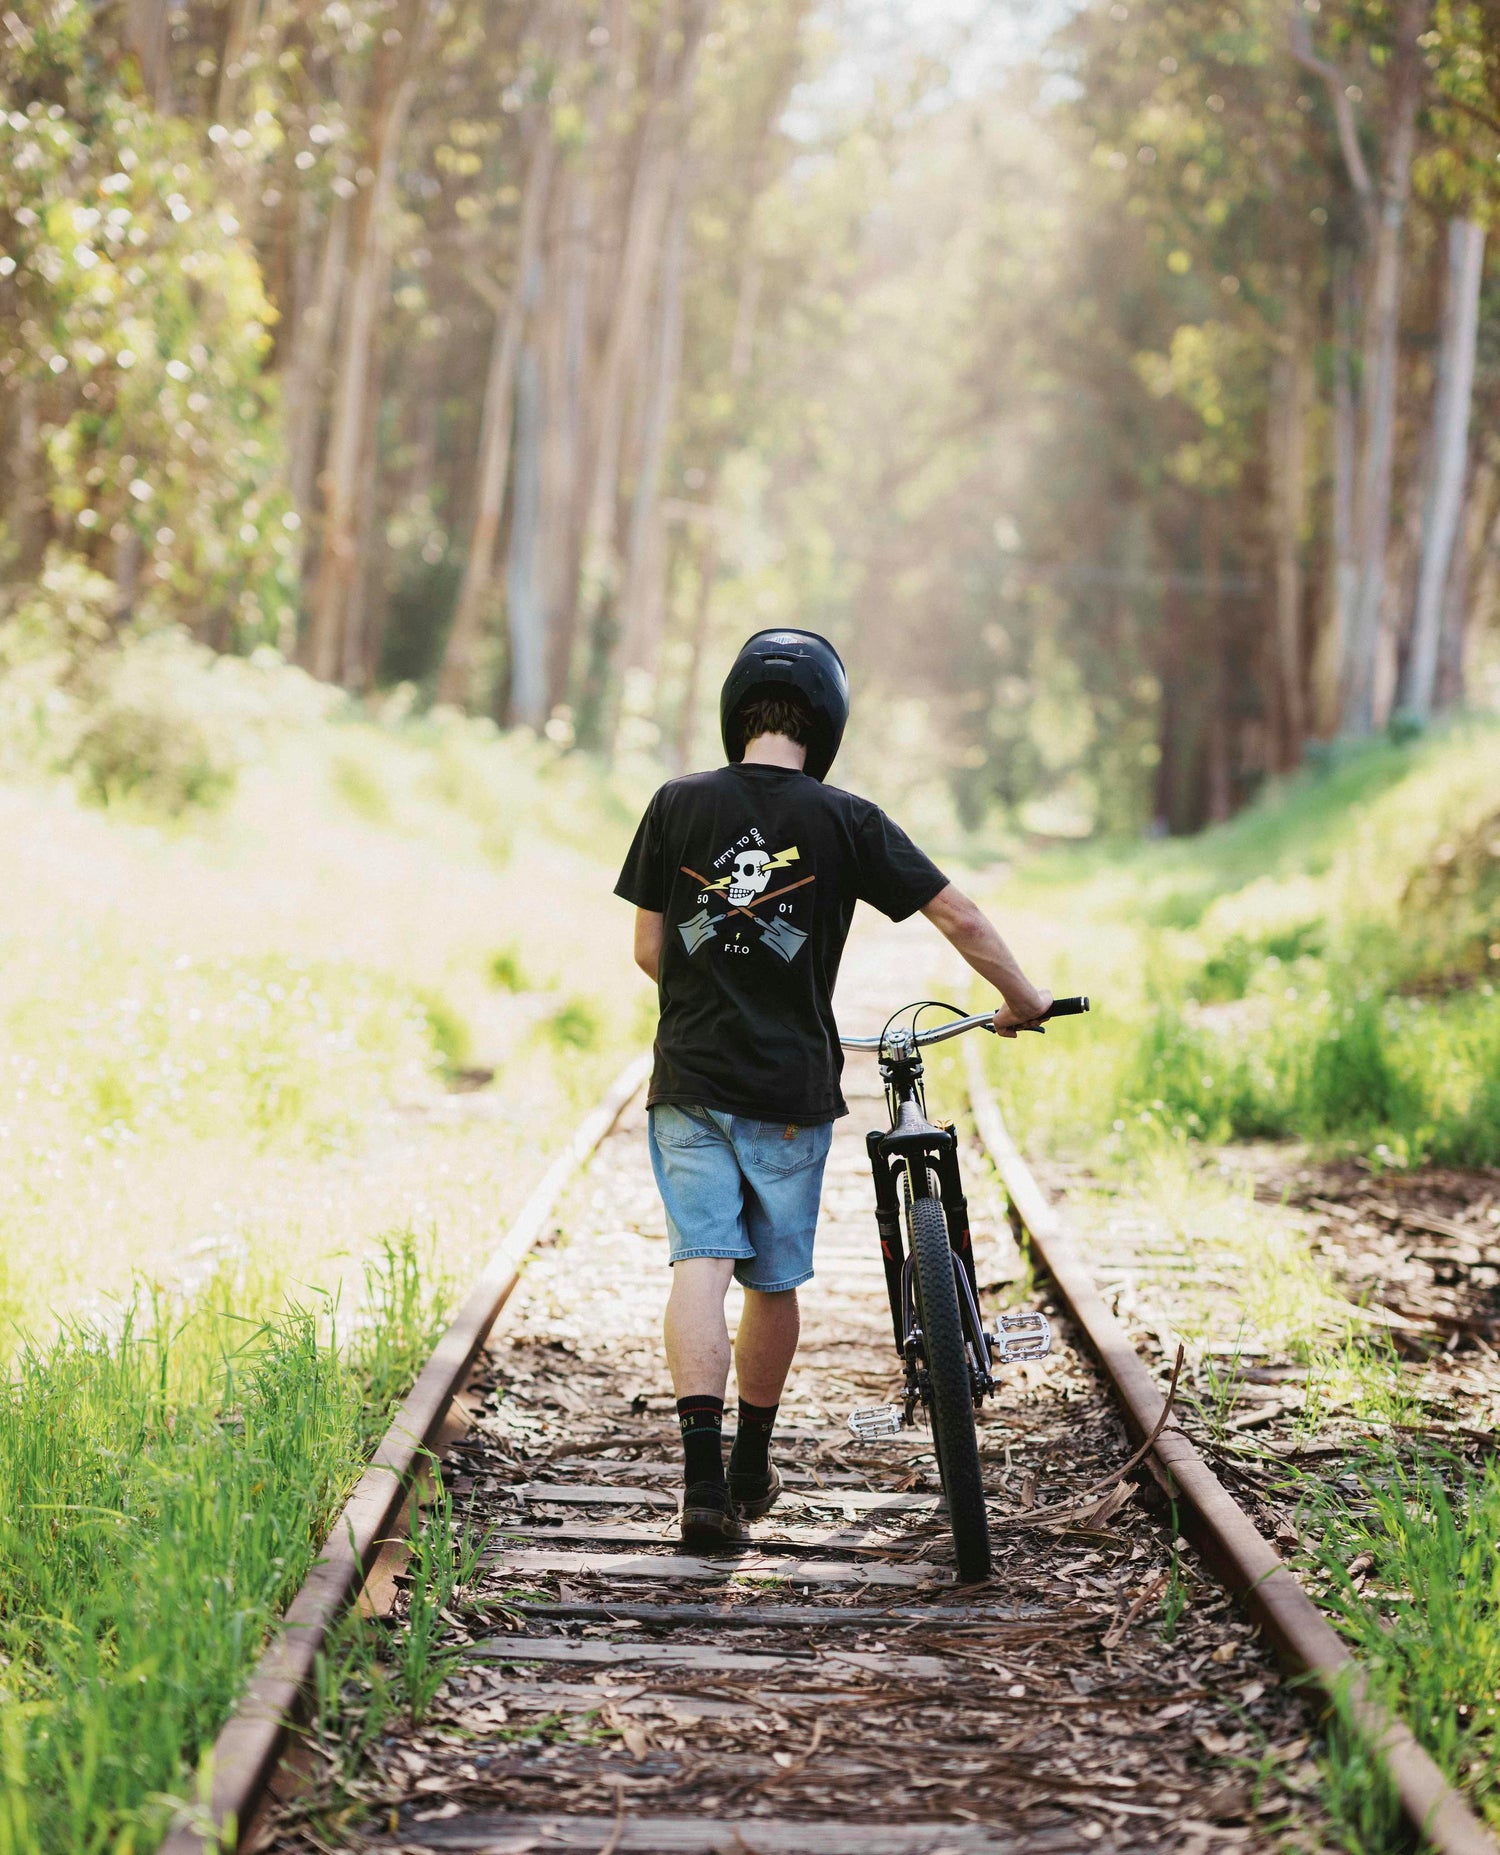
<box><xmin>1044</xmin><ymin>996</ymin><xmax>1089</xmax><ymax>1018</ymax></box>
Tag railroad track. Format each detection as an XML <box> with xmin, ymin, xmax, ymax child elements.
<box><xmin>167</xmin><ymin>938</ymin><xmax>1499</xmax><ymax>1855</ymax></box>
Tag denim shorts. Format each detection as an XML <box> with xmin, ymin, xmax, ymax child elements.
<box><xmin>647</xmin><ymin>1104</ymin><xmax>834</xmax><ymax>1293</ymax></box>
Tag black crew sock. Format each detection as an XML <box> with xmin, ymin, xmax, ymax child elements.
<box><xmin>677</xmin><ymin>1395</ymin><xmax>726</xmax><ymax>1489</ymax></box>
<box><xmin>728</xmin><ymin>1398</ymin><xmax>779</xmax><ymax>1479</ymax></box>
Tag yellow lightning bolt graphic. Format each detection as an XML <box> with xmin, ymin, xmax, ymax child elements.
<box><xmin>702</xmin><ymin>845</ymin><xmax>799</xmax><ymax>890</ymax></box>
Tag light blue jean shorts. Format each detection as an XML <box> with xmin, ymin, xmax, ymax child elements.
<box><xmin>647</xmin><ymin>1105</ymin><xmax>834</xmax><ymax>1293</ymax></box>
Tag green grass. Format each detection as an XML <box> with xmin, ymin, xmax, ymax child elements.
<box><xmin>983</xmin><ymin>720</ymin><xmax>1500</xmax><ymax>1170</ymax></box>
<box><xmin>969</xmin><ymin>721</ymin><xmax>1500</xmax><ymax>1841</ymax></box>
<box><xmin>0</xmin><ymin>665</ymin><xmax>652</xmax><ymax>1851</ymax></box>
<box><xmin>1293</xmin><ymin>1452</ymin><xmax>1500</xmax><ymax>1837</ymax></box>
<box><xmin>486</xmin><ymin>945</ymin><xmax>530</xmax><ymax>992</ymax></box>
<box><xmin>329</xmin><ymin>745</ymin><xmax>395</xmax><ymax>824</ymax></box>
<box><xmin>539</xmin><ymin>996</ymin><xmax>603</xmax><ymax>1053</ymax></box>
<box><xmin>0</xmin><ymin>1236</ymin><xmax>447</xmax><ymax>1854</ymax></box>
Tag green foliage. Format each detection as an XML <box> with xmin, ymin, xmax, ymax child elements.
<box><xmin>1305</xmin><ymin>1458</ymin><xmax>1500</xmax><ymax>1835</ymax></box>
<box><xmin>540</xmin><ymin>997</ymin><xmax>603</xmax><ymax>1053</ymax></box>
<box><xmin>1123</xmin><ymin>986</ymin><xmax>1500</xmax><ymax>1163</ymax></box>
<box><xmin>396</xmin><ymin>1466</ymin><xmax>486</xmax><ymax>1725</ymax></box>
<box><xmin>0</xmin><ymin>2</ymin><xmax>292</xmax><ymax>639</ymax></box>
<box><xmin>996</xmin><ymin>726</ymin><xmax>1500</xmax><ymax>1169</ymax></box>
<box><xmin>422</xmin><ymin>727</ymin><xmax>517</xmax><ymax>865</ymax></box>
<box><xmin>6</xmin><ymin>945</ymin><xmax>433</xmax><ymax>1151</ymax></box>
<box><xmin>71</xmin><ymin>630</ymin><xmax>243</xmax><ymax>813</ymax></box>
<box><xmin>0</xmin><ymin>1236</ymin><xmax>446</xmax><ymax>1853</ymax></box>
<box><xmin>330</xmin><ymin>745</ymin><xmax>395</xmax><ymax>825</ymax></box>
<box><xmin>486</xmin><ymin>945</ymin><xmax>530</xmax><ymax>991</ymax></box>
<box><xmin>0</xmin><ymin>574</ymin><xmax>336</xmax><ymax>810</ymax></box>
<box><xmin>1189</xmin><ymin>923</ymin><xmax>1323</xmax><ymax>1002</ymax></box>
<box><xmin>415</xmin><ymin>988</ymin><xmax>474</xmax><ymax>1076</ymax></box>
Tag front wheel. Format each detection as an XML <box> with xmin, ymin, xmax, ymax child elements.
<box><xmin>908</xmin><ymin>1193</ymin><xmax>991</xmax><ymax>1582</ymax></box>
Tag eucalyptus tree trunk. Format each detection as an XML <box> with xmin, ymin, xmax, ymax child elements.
<box><xmin>1400</xmin><ymin>219</ymin><xmax>1485</xmax><ymax>722</ymax></box>
<box><xmin>213</xmin><ymin>0</ymin><xmax>263</xmax><ymax>124</ymax></box>
<box><xmin>506</xmin><ymin>342</ymin><xmax>549</xmax><ymax>728</ymax></box>
<box><xmin>283</xmin><ymin>197</ymin><xmax>348</xmax><ymax>574</ymax></box>
<box><xmin>9</xmin><ymin>375</ymin><xmax>46</xmax><ymax>578</ymax></box>
<box><xmin>1312</xmin><ymin>256</ymin><xmax>1359</xmax><ymax>736</ymax></box>
<box><xmin>540</xmin><ymin>184</ymin><xmax>588</xmax><ymax>715</ymax></box>
<box><xmin>124</xmin><ymin>0</ymin><xmax>171</xmax><ymax>106</ymax></box>
<box><xmin>673</xmin><ymin>255</ymin><xmax>760</xmax><ymax>768</ymax></box>
<box><xmin>674</xmin><ymin>516</ymin><xmax>721</xmax><ymax>773</ymax></box>
<box><xmin>1340</xmin><ymin>0</ymin><xmax>1429</xmax><ymax>735</ymax></box>
<box><xmin>436</xmin><ymin>122</ymin><xmax>557</xmax><ymax>709</ymax></box>
<box><xmin>1436</xmin><ymin>457</ymin><xmax>1499</xmax><ymax>712</ymax></box>
<box><xmin>574</xmin><ymin>1</ymin><xmax>713</xmax><ymax>740</ymax></box>
<box><xmin>306</xmin><ymin>0</ymin><xmax>429</xmax><ymax>684</ymax></box>
<box><xmin>541</xmin><ymin>13</ymin><xmax>626</xmax><ymax>713</ymax></box>
<box><xmin>1267</xmin><ymin>299</ymin><xmax>1310</xmax><ymax>768</ymax></box>
<box><xmin>1202</xmin><ymin>508</ymin><xmax>1232</xmax><ymax>825</ymax></box>
<box><xmin>341</xmin><ymin>333</ymin><xmax>388</xmax><ymax>690</ymax></box>
<box><xmin>1292</xmin><ymin>0</ymin><xmax>1432</xmax><ymax>736</ymax></box>
<box><xmin>608</xmin><ymin>172</ymin><xmax>690</xmax><ymax>744</ymax></box>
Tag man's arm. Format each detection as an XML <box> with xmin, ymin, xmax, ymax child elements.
<box><xmin>921</xmin><ymin>883</ymin><xmax>1051</xmax><ymax>1036</ymax></box>
<box><xmin>634</xmin><ymin>909</ymin><xmax>664</xmax><ymax>982</ymax></box>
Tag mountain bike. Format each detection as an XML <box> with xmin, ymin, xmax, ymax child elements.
<box><xmin>840</xmin><ymin>997</ymin><xmax>1090</xmax><ymax>1582</ymax></box>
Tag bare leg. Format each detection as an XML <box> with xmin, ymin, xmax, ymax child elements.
<box><xmin>663</xmin><ymin>1257</ymin><xmax>736</xmax><ymax>1399</ymax></box>
<box><xmin>734</xmin><ymin>1286</ymin><xmax>801</xmax><ymax>1406</ymax></box>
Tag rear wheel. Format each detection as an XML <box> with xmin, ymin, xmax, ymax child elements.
<box><xmin>908</xmin><ymin>1192</ymin><xmax>991</xmax><ymax>1581</ymax></box>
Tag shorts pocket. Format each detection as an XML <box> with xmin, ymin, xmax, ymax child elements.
<box><xmin>650</xmin><ymin>1104</ymin><xmax>720</xmax><ymax>1150</ymax></box>
<box><xmin>752</xmin><ymin>1118</ymin><xmax>831</xmax><ymax>1177</ymax></box>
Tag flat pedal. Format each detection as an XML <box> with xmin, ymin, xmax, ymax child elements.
<box><xmin>989</xmin><ymin>1311</ymin><xmax>1052</xmax><ymax>1364</ymax></box>
<box><xmin>847</xmin><ymin>1403</ymin><xmax>905</xmax><ymax>1441</ymax></box>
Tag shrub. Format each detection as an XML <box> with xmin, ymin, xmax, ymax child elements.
<box><xmin>1127</xmin><ymin>1008</ymin><xmax>1290</xmax><ymax>1142</ymax></box>
<box><xmin>330</xmin><ymin>746</ymin><xmax>394</xmax><ymax>825</ymax></box>
<box><xmin>72</xmin><ymin>631</ymin><xmax>242</xmax><ymax>814</ymax></box>
<box><xmin>0</xmin><ymin>1237</ymin><xmax>445</xmax><ymax>1851</ymax></box>
<box><xmin>1190</xmin><ymin>921</ymin><xmax>1325</xmax><ymax>1003</ymax></box>
<box><xmin>542</xmin><ymin>997</ymin><xmax>602</xmax><ymax>1052</ymax></box>
<box><xmin>486</xmin><ymin>945</ymin><xmax>530</xmax><ymax>991</ymax></box>
<box><xmin>0</xmin><ymin>592</ymin><xmax>337</xmax><ymax>816</ymax></box>
<box><xmin>421</xmin><ymin>721</ymin><xmax>517</xmax><ymax>864</ymax></box>
<box><xmin>414</xmin><ymin>989</ymin><xmax>473</xmax><ymax>1075</ymax></box>
<box><xmin>1297</xmin><ymin>994</ymin><xmax>1417</xmax><ymax>1136</ymax></box>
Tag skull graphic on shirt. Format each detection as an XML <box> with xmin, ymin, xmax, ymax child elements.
<box><xmin>727</xmin><ymin>850</ymin><xmax>772</xmax><ymax>905</ymax></box>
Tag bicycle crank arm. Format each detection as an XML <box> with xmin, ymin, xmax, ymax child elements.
<box><xmin>988</xmin><ymin>1310</ymin><xmax>1052</xmax><ymax>1364</ymax></box>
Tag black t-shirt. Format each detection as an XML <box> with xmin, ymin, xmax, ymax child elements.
<box><xmin>614</xmin><ymin>763</ymin><xmax>948</xmax><ymax>1124</ymax></box>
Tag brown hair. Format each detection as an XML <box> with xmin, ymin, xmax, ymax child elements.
<box><xmin>736</xmin><ymin>691</ymin><xmax>814</xmax><ymax>747</ymax></box>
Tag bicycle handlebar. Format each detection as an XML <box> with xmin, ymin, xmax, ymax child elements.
<box><xmin>839</xmin><ymin>996</ymin><xmax>1090</xmax><ymax>1053</ymax></box>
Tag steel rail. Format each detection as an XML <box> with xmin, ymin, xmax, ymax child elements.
<box><xmin>962</xmin><ymin>1040</ymin><xmax>1500</xmax><ymax>1855</ymax></box>
<box><xmin>158</xmin><ymin>1054</ymin><xmax>652</xmax><ymax>1855</ymax></box>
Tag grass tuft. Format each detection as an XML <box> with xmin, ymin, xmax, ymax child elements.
<box><xmin>0</xmin><ymin>1236</ymin><xmax>447</xmax><ymax>1853</ymax></box>
<box><xmin>540</xmin><ymin>997</ymin><xmax>603</xmax><ymax>1053</ymax></box>
<box><xmin>485</xmin><ymin>945</ymin><xmax>530</xmax><ymax>992</ymax></box>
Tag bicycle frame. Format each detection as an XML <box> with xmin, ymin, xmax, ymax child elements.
<box><xmin>865</xmin><ymin>1029</ymin><xmax>995</xmax><ymax>1420</ymax></box>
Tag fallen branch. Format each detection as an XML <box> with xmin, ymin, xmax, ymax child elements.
<box><xmin>996</xmin><ymin>1344</ymin><xmax>1185</xmax><ymax>1530</ymax></box>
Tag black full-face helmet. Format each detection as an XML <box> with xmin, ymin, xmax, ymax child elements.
<box><xmin>720</xmin><ymin>629</ymin><xmax>850</xmax><ymax>782</ymax></box>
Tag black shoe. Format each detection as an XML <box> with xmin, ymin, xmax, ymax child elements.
<box><xmin>680</xmin><ymin>1481</ymin><xmax>748</xmax><ymax>1548</ymax></box>
<box><xmin>727</xmin><ymin>1458</ymin><xmax>782</xmax><ymax>1521</ymax></box>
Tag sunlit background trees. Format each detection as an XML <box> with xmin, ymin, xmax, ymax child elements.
<box><xmin>4</xmin><ymin>0</ymin><xmax>1500</xmax><ymax>836</ymax></box>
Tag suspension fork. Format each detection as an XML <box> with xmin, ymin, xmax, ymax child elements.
<box><xmin>931</xmin><ymin>1134</ymin><xmax>993</xmax><ymax>1396</ymax></box>
<box><xmin>934</xmin><ymin>1133</ymin><xmax>981</xmax><ymax>1310</ymax></box>
<box><xmin>866</xmin><ymin>1129</ymin><xmax>906</xmax><ymax>1354</ymax></box>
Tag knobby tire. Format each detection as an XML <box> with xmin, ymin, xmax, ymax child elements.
<box><xmin>908</xmin><ymin>1192</ymin><xmax>992</xmax><ymax>1582</ymax></box>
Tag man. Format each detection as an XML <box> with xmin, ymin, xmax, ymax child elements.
<box><xmin>615</xmin><ymin>629</ymin><xmax>1050</xmax><ymax>1544</ymax></box>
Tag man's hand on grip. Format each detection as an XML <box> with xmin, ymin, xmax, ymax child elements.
<box><xmin>993</xmin><ymin>989</ymin><xmax>1052</xmax><ymax>1039</ymax></box>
